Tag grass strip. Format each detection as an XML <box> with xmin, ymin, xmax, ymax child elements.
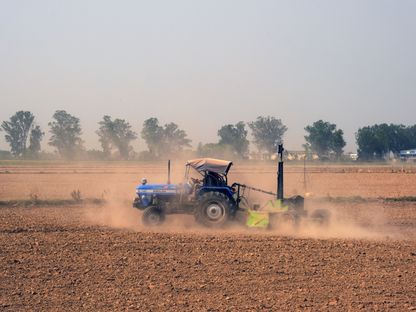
<box><xmin>384</xmin><ymin>196</ymin><xmax>416</xmax><ymax>202</ymax></box>
<box><xmin>0</xmin><ymin>198</ymin><xmax>105</xmax><ymax>207</ymax></box>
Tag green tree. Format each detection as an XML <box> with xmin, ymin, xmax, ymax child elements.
<box><xmin>48</xmin><ymin>110</ymin><xmax>83</xmax><ymax>159</ymax></box>
<box><xmin>163</xmin><ymin>122</ymin><xmax>191</xmax><ymax>155</ymax></box>
<box><xmin>28</xmin><ymin>125</ymin><xmax>44</xmax><ymax>157</ymax></box>
<box><xmin>407</xmin><ymin>125</ymin><xmax>416</xmax><ymax>147</ymax></box>
<box><xmin>356</xmin><ymin>126</ymin><xmax>385</xmax><ymax>160</ymax></box>
<box><xmin>96</xmin><ymin>115</ymin><xmax>137</xmax><ymax>160</ymax></box>
<box><xmin>141</xmin><ymin>118</ymin><xmax>164</xmax><ymax>157</ymax></box>
<box><xmin>386</xmin><ymin>124</ymin><xmax>413</xmax><ymax>152</ymax></box>
<box><xmin>141</xmin><ymin>118</ymin><xmax>191</xmax><ymax>158</ymax></box>
<box><xmin>248</xmin><ymin>116</ymin><xmax>287</xmax><ymax>156</ymax></box>
<box><xmin>1</xmin><ymin>111</ymin><xmax>44</xmax><ymax>158</ymax></box>
<box><xmin>218</xmin><ymin>121</ymin><xmax>249</xmax><ymax>157</ymax></box>
<box><xmin>304</xmin><ymin>120</ymin><xmax>346</xmax><ymax>159</ymax></box>
<box><xmin>356</xmin><ymin>123</ymin><xmax>416</xmax><ymax>160</ymax></box>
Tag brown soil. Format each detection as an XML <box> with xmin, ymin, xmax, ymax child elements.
<box><xmin>1</xmin><ymin>162</ymin><xmax>416</xmax><ymax>200</ymax></box>
<box><xmin>0</xmin><ymin>202</ymin><xmax>415</xmax><ymax>311</ymax></box>
<box><xmin>1</xmin><ymin>162</ymin><xmax>416</xmax><ymax>311</ymax></box>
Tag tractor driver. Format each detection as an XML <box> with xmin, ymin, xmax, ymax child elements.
<box><xmin>182</xmin><ymin>176</ymin><xmax>202</xmax><ymax>200</ymax></box>
<box><xmin>189</xmin><ymin>177</ymin><xmax>202</xmax><ymax>191</ymax></box>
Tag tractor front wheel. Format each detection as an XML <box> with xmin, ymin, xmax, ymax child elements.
<box><xmin>142</xmin><ymin>206</ymin><xmax>165</xmax><ymax>226</ymax></box>
<box><xmin>195</xmin><ymin>192</ymin><xmax>231</xmax><ymax>228</ymax></box>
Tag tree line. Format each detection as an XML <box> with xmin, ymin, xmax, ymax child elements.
<box><xmin>1</xmin><ymin>110</ymin><xmax>415</xmax><ymax>161</ymax></box>
<box><xmin>356</xmin><ymin>124</ymin><xmax>416</xmax><ymax>160</ymax></box>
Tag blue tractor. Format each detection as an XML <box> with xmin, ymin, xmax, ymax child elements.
<box><xmin>133</xmin><ymin>158</ymin><xmax>238</xmax><ymax>227</ymax></box>
<box><xmin>132</xmin><ymin>145</ymin><xmax>322</xmax><ymax>228</ymax></box>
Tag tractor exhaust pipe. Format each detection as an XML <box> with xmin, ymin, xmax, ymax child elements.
<box><xmin>167</xmin><ymin>160</ymin><xmax>171</xmax><ymax>184</ymax></box>
<box><xmin>277</xmin><ymin>144</ymin><xmax>284</xmax><ymax>200</ymax></box>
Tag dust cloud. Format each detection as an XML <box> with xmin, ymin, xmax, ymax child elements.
<box><xmin>81</xmin><ymin>197</ymin><xmax>400</xmax><ymax>241</ymax></box>
<box><xmin>29</xmin><ymin>162</ymin><xmax>406</xmax><ymax>241</ymax></box>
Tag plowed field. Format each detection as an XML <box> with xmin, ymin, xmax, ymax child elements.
<box><xmin>1</xmin><ymin>162</ymin><xmax>416</xmax><ymax>311</ymax></box>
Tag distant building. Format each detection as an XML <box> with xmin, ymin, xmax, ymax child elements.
<box><xmin>285</xmin><ymin>151</ymin><xmax>319</xmax><ymax>161</ymax></box>
<box><xmin>286</xmin><ymin>151</ymin><xmax>309</xmax><ymax>161</ymax></box>
<box><xmin>347</xmin><ymin>153</ymin><xmax>358</xmax><ymax>161</ymax></box>
<box><xmin>399</xmin><ymin>149</ymin><xmax>416</xmax><ymax>161</ymax></box>
<box><xmin>248</xmin><ymin>152</ymin><xmax>272</xmax><ymax>160</ymax></box>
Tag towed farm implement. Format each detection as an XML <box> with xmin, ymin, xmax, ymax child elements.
<box><xmin>133</xmin><ymin>144</ymin><xmax>329</xmax><ymax>229</ymax></box>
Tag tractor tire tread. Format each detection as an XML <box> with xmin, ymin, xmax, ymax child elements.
<box><xmin>195</xmin><ymin>191</ymin><xmax>231</xmax><ymax>228</ymax></box>
<box><xmin>142</xmin><ymin>206</ymin><xmax>165</xmax><ymax>226</ymax></box>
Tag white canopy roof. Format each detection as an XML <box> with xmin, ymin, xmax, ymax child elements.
<box><xmin>186</xmin><ymin>158</ymin><xmax>233</xmax><ymax>175</ymax></box>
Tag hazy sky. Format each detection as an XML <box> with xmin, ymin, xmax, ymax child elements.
<box><xmin>1</xmin><ymin>0</ymin><xmax>415</xmax><ymax>152</ymax></box>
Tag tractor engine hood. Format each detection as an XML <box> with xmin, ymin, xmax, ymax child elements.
<box><xmin>134</xmin><ymin>183</ymin><xmax>181</xmax><ymax>209</ymax></box>
<box><xmin>136</xmin><ymin>184</ymin><xmax>178</xmax><ymax>194</ymax></box>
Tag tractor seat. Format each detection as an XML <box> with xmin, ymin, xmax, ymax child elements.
<box><xmin>203</xmin><ymin>171</ymin><xmax>226</xmax><ymax>187</ymax></box>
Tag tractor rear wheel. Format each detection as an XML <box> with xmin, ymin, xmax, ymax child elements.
<box><xmin>142</xmin><ymin>206</ymin><xmax>165</xmax><ymax>226</ymax></box>
<box><xmin>195</xmin><ymin>192</ymin><xmax>231</xmax><ymax>228</ymax></box>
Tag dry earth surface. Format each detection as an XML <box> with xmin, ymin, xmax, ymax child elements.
<box><xmin>1</xmin><ymin>161</ymin><xmax>416</xmax><ymax>200</ymax></box>
<box><xmin>1</xmin><ymin>161</ymin><xmax>416</xmax><ymax>311</ymax></box>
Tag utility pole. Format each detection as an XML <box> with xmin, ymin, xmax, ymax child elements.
<box><xmin>277</xmin><ymin>144</ymin><xmax>284</xmax><ymax>200</ymax></box>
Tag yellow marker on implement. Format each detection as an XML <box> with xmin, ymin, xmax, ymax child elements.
<box><xmin>262</xmin><ymin>199</ymin><xmax>288</xmax><ymax>212</ymax></box>
<box><xmin>246</xmin><ymin>199</ymin><xmax>289</xmax><ymax>228</ymax></box>
<box><xmin>246</xmin><ymin>210</ymin><xmax>269</xmax><ymax>228</ymax></box>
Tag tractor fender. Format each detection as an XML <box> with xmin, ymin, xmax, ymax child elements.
<box><xmin>197</xmin><ymin>187</ymin><xmax>236</xmax><ymax>207</ymax></box>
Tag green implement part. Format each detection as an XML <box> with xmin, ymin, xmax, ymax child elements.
<box><xmin>246</xmin><ymin>210</ymin><xmax>269</xmax><ymax>228</ymax></box>
<box><xmin>245</xmin><ymin>199</ymin><xmax>290</xmax><ymax>228</ymax></box>
<box><xmin>262</xmin><ymin>199</ymin><xmax>289</xmax><ymax>212</ymax></box>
